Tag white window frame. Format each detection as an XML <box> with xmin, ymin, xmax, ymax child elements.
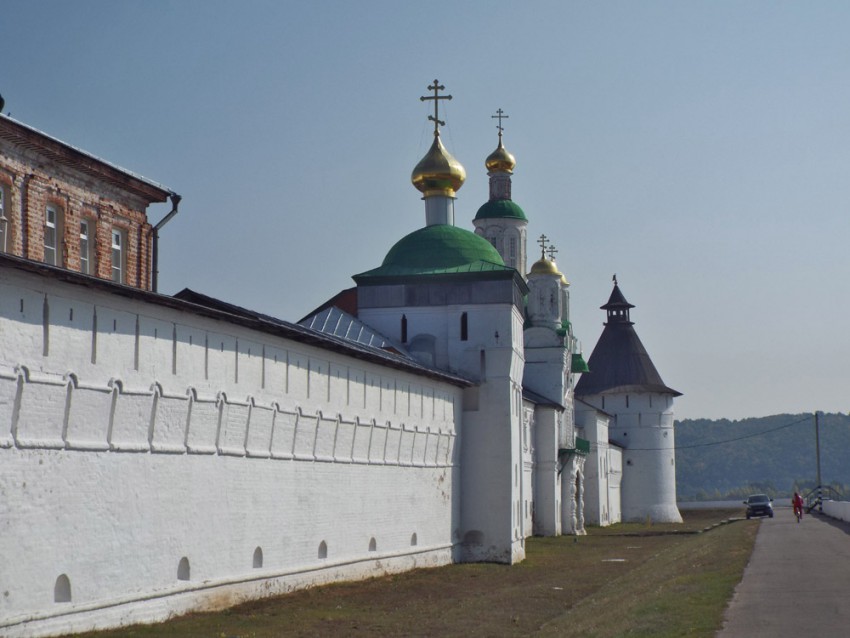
<box><xmin>0</xmin><ymin>186</ymin><xmax>7</xmax><ymax>253</ymax></box>
<box><xmin>45</xmin><ymin>204</ymin><xmax>63</xmax><ymax>266</ymax></box>
<box><xmin>111</xmin><ymin>228</ymin><xmax>125</xmax><ymax>283</ymax></box>
<box><xmin>80</xmin><ymin>219</ymin><xmax>93</xmax><ymax>275</ymax></box>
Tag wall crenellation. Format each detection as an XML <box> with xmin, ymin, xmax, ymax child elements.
<box><xmin>0</xmin><ymin>369</ymin><xmax>458</xmax><ymax>466</ymax></box>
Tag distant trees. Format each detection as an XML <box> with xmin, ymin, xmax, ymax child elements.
<box><xmin>676</xmin><ymin>413</ymin><xmax>850</xmax><ymax>501</ymax></box>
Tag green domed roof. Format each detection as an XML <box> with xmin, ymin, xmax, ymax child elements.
<box><xmin>474</xmin><ymin>199</ymin><xmax>527</xmax><ymax>221</ymax></box>
<box><xmin>354</xmin><ymin>225</ymin><xmax>512</xmax><ymax>280</ymax></box>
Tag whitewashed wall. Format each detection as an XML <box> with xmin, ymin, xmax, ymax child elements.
<box><xmin>602</xmin><ymin>392</ymin><xmax>682</xmax><ymax>523</ymax></box>
<box><xmin>822</xmin><ymin>500</ymin><xmax>850</xmax><ymax>522</ymax></box>
<box><xmin>0</xmin><ymin>267</ymin><xmax>463</xmax><ymax>637</ymax></box>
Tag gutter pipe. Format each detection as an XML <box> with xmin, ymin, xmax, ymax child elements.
<box><xmin>151</xmin><ymin>192</ymin><xmax>181</xmax><ymax>293</ymax></box>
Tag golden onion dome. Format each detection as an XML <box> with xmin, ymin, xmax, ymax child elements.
<box><xmin>411</xmin><ymin>134</ymin><xmax>466</xmax><ymax>197</ymax></box>
<box><xmin>529</xmin><ymin>257</ymin><xmax>561</xmax><ymax>277</ymax></box>
<box><xmin>485</xmin><ymin>138</ymin><xmax>516</xmax><ymax>174</ymax></box>
<box><xmin>561</xmin><ymin>273</ymin><xmax>570</xmax><ymax>286</ymax></box>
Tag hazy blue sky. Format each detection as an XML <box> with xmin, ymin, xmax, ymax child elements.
<box><xmin>3</xmin><ymin>1</ymin><xmax>849</xmax><ymax>420</ymax></box>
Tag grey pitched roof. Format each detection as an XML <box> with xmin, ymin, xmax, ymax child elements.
<box><xmin>299</xmin><ymin>306</ymin><xmax>408</xmax><ymax>355</ymax></box>
<box><xmin>574</xmin><ymin>284</ymin><xmax>681</xmax><ymax>397</ymax></box>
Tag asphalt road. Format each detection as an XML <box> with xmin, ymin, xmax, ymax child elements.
<box><xmin>719</xmin><ymin>506</ymin><xmax>850</xmax><ymax>637</ymax></box>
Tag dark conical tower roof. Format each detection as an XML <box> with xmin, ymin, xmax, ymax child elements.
<box><xmin>575</xmin><ymin>282</ymin><xmax>681</xmax><ymax>397</ymax></box>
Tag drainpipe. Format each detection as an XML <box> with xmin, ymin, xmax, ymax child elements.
<box><xmin>151</xmin><ymin>192</ymin><xmax>181</xmax><ymax>293</ymax></box>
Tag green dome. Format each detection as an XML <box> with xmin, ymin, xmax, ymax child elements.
<box><xmin>473</xmin><ymin>199</ymin><xmax>527</xmax><ymax>221</ymax></box>
<box><xmin>354</xmin><ymin>225</ymin><xmax>512</xmax><ymax>280</ymax></box>
<box><xmin>383</xmin><ymin>225</ymin><xmax>504</xmax><ymax>270</ymax></box>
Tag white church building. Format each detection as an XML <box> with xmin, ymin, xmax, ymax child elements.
<box><xmin>0</xmin><ymin>82</ymin><xmax>681</xmax><ymax>637</ymax></box>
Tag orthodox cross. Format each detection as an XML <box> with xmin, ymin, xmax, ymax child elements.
<box><xmin>537</xmin><ymin>234</ymin><xmax>549</xmax><ymax>258</ymax></box>
<box><xmin>547</xmin><ymin>245</ymin><xmax>558</xmax><ymax>261</ymax></box>
<box><xmin>420</xmin><ymin>79</ymin><xmax>452</xmax><ymax>135</ymax></box>
<box><xmin>613</xmin><ymin>273</ymin><xmax>618</xmax><ymax>286</ymax></box>
<box><xmin>491</xmin><ymin>108</ymin><xmax>509</xmax><ymax>140</ymax></box>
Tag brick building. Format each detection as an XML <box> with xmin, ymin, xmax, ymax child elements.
<box><xmin>0</xmin><ymin>114</ymin><xmax>176</xmax><ymax>290</ymax></box>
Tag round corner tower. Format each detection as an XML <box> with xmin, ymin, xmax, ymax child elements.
<box><xmin>574</xmin><ymin>280</ymin><xmax>682</xmax><ymax>523</ymax></box>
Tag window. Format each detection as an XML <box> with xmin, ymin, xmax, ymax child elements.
<box><xmin>80</xmin><ymin>220</ymin><xmax>94</xmax><ymax>275</ymax></box>
<box><xmin>0</xmin><ymin>186</ymin><xmax>7</xmax><ymax>252</ymax></box>
<box><xmin>45</xmin><ymin>205</ymin><xmax>63</xmax><ymax>266</ymax></box>
<box><xmin>401</xmin><ymin>315</ymin><xmax>408</xmax><ymax>343</ymax></box>
<box><xmin>111</xmin><ymin>228</ymin><xmax>125</xmax><ymax>283</ymax></box>
<box><xmin>460</xmin><ymin>312</ymin><xmax>468</xmax><ymax>341</ymax></box>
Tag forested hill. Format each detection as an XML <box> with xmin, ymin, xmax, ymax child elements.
<box><xmin>675</xmin><ymin>412</ymin><xmax>850</xmax><ymax>501</ymax></box>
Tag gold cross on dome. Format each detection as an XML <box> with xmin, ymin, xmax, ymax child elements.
<box><xmin>491</xmin><ymin>108</ymin><xmax>509</xmax><ymax>139</ymax></box>
<box><xmin>537</xmin><ymin>234</ymin><xmax>549</xmax><ymax>258</ymax></box>
<box><xmin>547</xmin><ymin>245</ymin><xmax>558</xmax><ymax>261</ymax></box>
<box><xmin>420</xmin><ymin>79</ymin><xmax>452</xmax><ymax>135</ymax></box>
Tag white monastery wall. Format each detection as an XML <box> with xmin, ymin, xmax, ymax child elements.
<box><xmin>823</xmin><ymin>500</ymin><xmax>850</xmax><ymax>522</ymax></box>
<box><xmin>0</xmin><ymin>267</ymin><xmax>464</xmax><ymax>637</ymax></box>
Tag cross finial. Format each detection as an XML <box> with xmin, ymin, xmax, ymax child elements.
<box><xmin>547</xmin><ymin>245</ymin><xmax>558</xmax><ymax>261</ymax></box>
<box><xmin>491</xmin><ymin>108</ymin><xmax>509</xmax><ymax>141</ymax></box>
<box><xmin>420</xmin><ymin>79</ymin><xmax>453</xmax><ymax>136</ymax></box>
<box><xmin>613</xmin><ymin>273</ymin><xmax>618</xmax><ymax>286</ymax></box>
<box><xmin>537</xmin><ymin>234</ymin><xmax>549</xmax><ymax>258</ymax></box>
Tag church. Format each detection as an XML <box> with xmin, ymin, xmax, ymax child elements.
<box><xmin>0</xmin><ymin>82</ymin><xmax>680</xmax><ymax>637</ymax></box>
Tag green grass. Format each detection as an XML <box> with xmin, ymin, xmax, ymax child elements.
<box><xmin>69</xmin><ymin>510</ymin><xmax>757</xmax><ymax>638</ymax></box>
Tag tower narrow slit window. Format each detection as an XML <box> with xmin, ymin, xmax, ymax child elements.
<box><xmin>460</xmin><ymin>312</ymin><xmax>468</xmax><ymax>341</ymax></box>
<box><xmin>401</xmin><ymin>314</ymin><xmax>408</xmax><ymax>343</ymax></box>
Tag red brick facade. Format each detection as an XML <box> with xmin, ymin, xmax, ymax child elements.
<box><xmin>0</xmin><ymin>115</ymin><xmax>172</xmax><ymax>291</ymax></box>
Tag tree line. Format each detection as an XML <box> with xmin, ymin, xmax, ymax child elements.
<box><xmin>675</xmin><ymin>412</ymin><xmax>850</xmax><ymax>501</ymax></box>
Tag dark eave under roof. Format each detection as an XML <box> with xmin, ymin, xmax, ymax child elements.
<box><xmin>522</xmin><ymin>387</ymin><xmax>565</xmax><ymax>410</ymax></box>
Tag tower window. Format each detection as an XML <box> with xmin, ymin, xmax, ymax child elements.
<box><xmin>111</xmin><ymin>228</ymin><xmax>125</xmax><ymax>283</ymax></box>
<box><xmin>460</xmin><ymin>312</ymin><xmax>468</xmax><ymax>341</ymax></box>
<box><xmin>401</xmin><ymin>315</ymin><xmax>408</xmax><ymax>343</ymax></box>
<box><xmin>45</xmin><ymin>205</ymin><xmax>63</xmax><ymax>266</ymax></box>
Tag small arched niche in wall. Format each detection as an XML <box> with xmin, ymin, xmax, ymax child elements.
<box><xmin>253</xmin><ymin>546</ymin><xmax>263</xmax><ymax>569</ymax></box>
<box><xmin>368</xmin><ymin>537</ymin><xmax>377</xmax><ymax>552</ymax></box>
<box><xmin>54</xmin><ymin>574</ymin><xmax>71</xmax><ymax>603</ymax></box>
<box><xmin>177</xmin><ymin>557</ymin><xmax>190</xmax><ymax>581</ymax></box>
<box><xmin>318</xmin><ymin>541</ymin><xmax>328</xmax><ymax>559</ymax></box>
<box><xmin>410</xmin><ymin>533</ymin><xmax>418</xmax><ymax>547</ymax></box>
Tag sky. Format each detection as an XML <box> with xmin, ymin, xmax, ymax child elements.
<box><xmin>2</xmin><ymin>1</ymin><xmax>849</xmax><ymax>420</ymax></box>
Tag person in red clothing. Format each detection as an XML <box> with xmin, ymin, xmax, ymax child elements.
<box><xmin>792</xmin><ymin>491</ymin><xmax>804</xmax><ymax>521</ymax></box>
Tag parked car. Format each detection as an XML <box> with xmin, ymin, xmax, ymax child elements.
<box><xmin>744</xmin><ymin>494</ymin><xmax>774</xmax><ymax>519</ymax></box>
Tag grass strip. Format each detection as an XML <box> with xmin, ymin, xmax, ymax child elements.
<box><xmin>70</xmin><ymin>510</ymin><xmax>757</xmax><ymax>638</ymax></box>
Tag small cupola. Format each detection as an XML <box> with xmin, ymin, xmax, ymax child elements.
<box><xmin>602</xmin><ymin>275</ymin><xmax>635</xmax><ymax>325</ymax></box>
<box><xmin>526</xmin><ymin>234</ymin><xmax>564</xmax><ymax>330</ymax></box>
